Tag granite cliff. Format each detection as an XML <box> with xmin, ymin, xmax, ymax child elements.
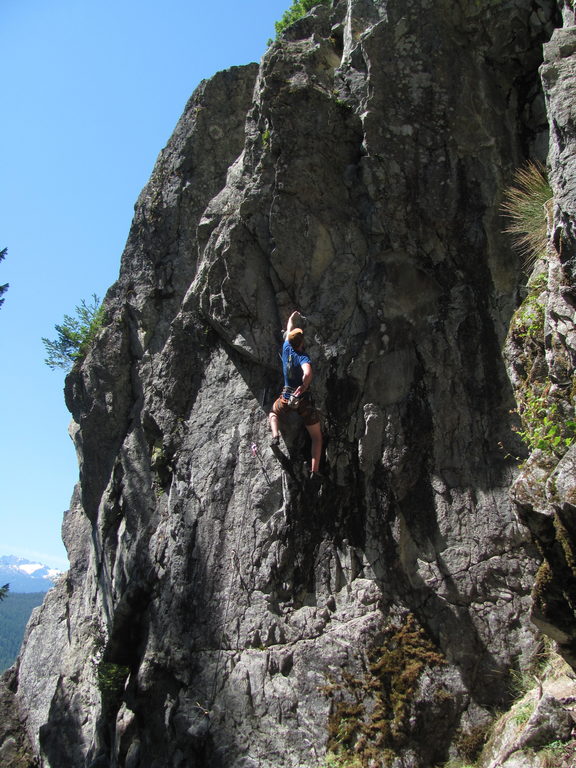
<box><xmin>3</xmin><ymin>0</ymin><xmax>576</xmax><ymax>767</ymax></box>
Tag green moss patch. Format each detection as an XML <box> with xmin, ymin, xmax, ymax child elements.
<box><xmin>323</xmin><ymin>614</ymin><xmax>445</xmax><ymax>767</ymax></box>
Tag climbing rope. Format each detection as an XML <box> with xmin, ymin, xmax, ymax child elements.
<box><xmin>251</xmin><ymin>441</ymin><xmax>272</xmax><ymax>486</ymax></box>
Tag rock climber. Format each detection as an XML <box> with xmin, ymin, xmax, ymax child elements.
<box><xmin>269</xmin><ymin>310</ymin><xmax>323</xmax><ymax>477</ymax></box>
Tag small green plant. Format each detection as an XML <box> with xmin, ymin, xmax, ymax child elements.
<box><xmin>512</xmin><ymin>699</ymin><xmax>535</xmax><ymax>726</ymax></box>
<box><xmin>513</xmin><ymin>292</ymin><xmax>545</xmax><ymax>342</ymax></box>
<box><xmin>508</xmin><ymin>267</ymin><xmax>576</xmax><ymax>461</ymax></box>
<box><xmin>43</xmin><ymin>293</ymin><xmax>105</xmax><ymax>370</ymax></box>
<box><xmin>321</xmin><ymin>751</ymin><xmax>363</xmax><ymax>768</ymax></box>
<box><xmin>501</xmin><ymin>161</ymin><xmax>553</xmax><ymax>271</ymax></box>
<box><xmin>538</xmin><ymin>739</ymin><xmax>570</xmax><ymax>767</ymax></box>
<box><xmin>274</xmin><ymin>0</ymin><xmax>331</xmax><ymax>39</ymax></box>
<box><xmin>514</xmin><ymin>386</ymin><xmax>576</xmax><ymax>455</ymax></box>
<box><xmin>509</xmin><ymin>667</ymin><xmax>536</xmax><ymax>699</ymax></box>
<box><xmin>510</xmin><ymin>270</ymin><xmax>547</xmax><ymax>340</ymax></box>
<box><xmin>261</xmin><ymin>128</ymin><xmax>271</xmax><ymax>147</ymax></box>
<box><xmin>322</xmin><ymin>752</ymin><xmax>362</xmax><ymax>768</ymax></box>
<box><xmin>97</xmin><ymin>660</ymin><xmax>129</xmax><ymax>710</ymax></box>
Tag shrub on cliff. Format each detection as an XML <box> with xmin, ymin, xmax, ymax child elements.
<box><xmin>274</xmin><ymin>0</ymin><xmax>331</xmax><ymax>38</ymax></box>
<box><xmin>42</xmin><ymin>293</ymin><xmax>105</xmax><ymax>370</ymax></box>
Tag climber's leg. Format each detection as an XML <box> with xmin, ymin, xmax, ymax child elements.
<box><xmin>305</xmin><ymin>421</ymin><xmax>322</xmax><ymax>474</ymax></box>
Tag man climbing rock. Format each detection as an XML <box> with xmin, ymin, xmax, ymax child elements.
<box><xmin>269</xmin><ymin>310</ymin><xmax>323</xmax><ymax>476</ymax></box>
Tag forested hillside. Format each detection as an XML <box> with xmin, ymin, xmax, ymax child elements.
<box><xmin>0</xmin><ymin>594</ymin><xmax>44</xmax><ymax>672</ymax></box>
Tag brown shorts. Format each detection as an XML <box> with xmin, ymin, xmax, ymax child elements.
<box><xmin>272</xmin><ymin>393</ymin><xmax>320</xmax><ymax>426</ymax></box>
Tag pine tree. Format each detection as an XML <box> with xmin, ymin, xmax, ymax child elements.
<box><xmin>42</xmin><ymin>294</ymin><xmax>105</xmax><ymax>370</ymax></box>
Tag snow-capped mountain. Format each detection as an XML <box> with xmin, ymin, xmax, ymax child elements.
<box><xmin>0</xmin><ymin>556</ymin><xmax>63</xmax><ymax>593</ymax></box>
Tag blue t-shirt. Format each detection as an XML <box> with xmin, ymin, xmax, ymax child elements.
<box><xmin>282</xmin><ymin>340</ymin><xmax>311</xmax><ymax>389</ymax></box>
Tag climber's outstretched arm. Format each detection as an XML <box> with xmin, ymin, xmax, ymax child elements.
<box><xmin>286</xmin><ymin>311</ymin><xmax>302</xmax><ymax>335</ymax></box>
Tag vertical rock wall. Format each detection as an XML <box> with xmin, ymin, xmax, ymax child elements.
<box><xmin>506</xmin><ymin>0</ymin><xmax>576</xmax><ymax>670</ymax></box>
<box><xmin>5</xmin><ymin>1</ymin><xmax>568</xmax><ymax>767</ymax></box>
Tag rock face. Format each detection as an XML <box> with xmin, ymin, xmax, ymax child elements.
<box><xmin>5</xmin><ymin>0</ymin><xmax>574</xmax><ymax>767</ymax></box>
<box><xmin>506</xmin><ymin>3</ymin><xmax>576</xmax><ymax>672</ymax></box>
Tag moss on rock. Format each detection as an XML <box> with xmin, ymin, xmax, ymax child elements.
<box><xmin>324</xmin><ymin>614</ymin><xmax>446</xmax><ymax>767</ymax></box>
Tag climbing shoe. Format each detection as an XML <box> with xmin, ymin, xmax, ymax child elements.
<box><xmin>307</xmin><ymin>471</ymin><xmax>324</xmax><ymax>495</ymax></box>
<box><xmin>270</xmin><ymin>435</ymin><xmax>284</xmax><ymax>460</ymax></box>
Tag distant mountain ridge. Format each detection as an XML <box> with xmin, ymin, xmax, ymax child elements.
<box><xmin>0</xmin><ymin>556</ymin><xmax>63</xmax><ymax>593</ymax></box>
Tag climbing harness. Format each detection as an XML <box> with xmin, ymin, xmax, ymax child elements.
<box><xmin>281</xmin><ymin>385</ymin><xmax>301</xmax><ymax>410</ymax></box>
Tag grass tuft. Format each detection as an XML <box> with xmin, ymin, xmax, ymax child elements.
<box><xmin>501</xmin><ymin>161</ymin><xmax>553</xmax><ymax>271</ymax></box>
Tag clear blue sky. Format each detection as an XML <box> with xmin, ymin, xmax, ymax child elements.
<box><xmin>0</xmin><ymin>0</ymin><xmax>290</xmax><ymax>569</ymax></box>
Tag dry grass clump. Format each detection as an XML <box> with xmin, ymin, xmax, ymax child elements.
<box><xmin>501</xmin><ymin>161</ymin><xmax>553</xmax><ymax>271</ymax></box>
